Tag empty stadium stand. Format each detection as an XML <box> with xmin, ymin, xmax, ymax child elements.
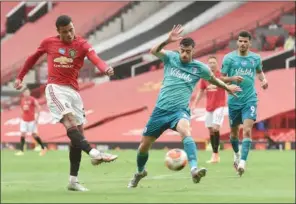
<box><xmin>1</xmin><ymin>1</ymin><xmax>19</xmax><ymax>37</ymax></box>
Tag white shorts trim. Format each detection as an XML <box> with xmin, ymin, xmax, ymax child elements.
<box><xmin>20</xmin><ymin>120</ymin><xmax>37</xmax><ymax>133</ymax></box>
<box><xmin>45</xmin><ymin>84</ymin><xmax>86</xmax><ymax>125</ymax></box>
<box><xmin>205</xmin><ymin>107</ymin><xmax>225</xmax><ymax>128</ymax></box>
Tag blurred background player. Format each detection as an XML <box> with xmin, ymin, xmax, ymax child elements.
<box><xmin>221</xmin><ymin>31</ymin><xmax>268</xmax><ymax>177</ymax></box>
<box><xmin>15</xmin><ymin>88</ymin><xmax>47</xmax><ymax>156</ymax></box>
<box><xmin>14</xmin><ymin>15</ymin><xmax>117</xmax><ymax>191</ymax></box>
<box><xmin>191</xmin><ymin>56</ymin><xmax>226</xmax><ymax>164</ymax></box>
<box><xmin>128</xmin><ymin>25</ymin><xmax>241</xmax><ymax>188</ymax></box>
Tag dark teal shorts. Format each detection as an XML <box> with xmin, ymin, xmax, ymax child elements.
<box><xmin>228</xmin><ymin>102</ymin><xmax>257</xmax><ymax>127</ymax></box>
<box><xmin>143</xmin><ymin>107</ymin><xmax>191</xmax><ymax>138</ymax></box>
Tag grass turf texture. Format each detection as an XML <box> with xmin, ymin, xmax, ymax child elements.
<box><xmin>1</xmin><ymin>150</ymin><xmax>295</xmax><ymax>203</ymax></box>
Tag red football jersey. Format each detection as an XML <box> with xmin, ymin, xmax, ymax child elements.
<box><xmin>200</xmin><ymin>71</ymin><xmax>226</xmax><ymax>112</ymax></box>
<box><xmin>21</xmin><ymin>96</ymin><xmax>36</xmax><ymax>121</ymax></box>
<box><xmin>17</xmin><ymin>35</ymin><xmax>107</xmax><ymax>90</ymax></box>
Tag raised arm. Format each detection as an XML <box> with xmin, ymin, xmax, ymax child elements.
<box><xmin>150</xmin><ymin>24</ymin><xmax>183</xmax><ymax>59</ymax></box>
<box><xmin>14</xmin><ymin>40</ymin><xmax>47</xmax><ymax>90</ymax></box>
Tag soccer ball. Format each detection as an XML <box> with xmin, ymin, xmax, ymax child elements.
<box><xmin>165</xmin><ymin>148</ymin><xmax>188</xmax><ymax>171</ymax></box>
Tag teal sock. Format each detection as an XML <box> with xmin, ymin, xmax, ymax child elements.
<box><xmin>241</xmin><ymin>138</ymin><xmax>252</xmax><ymax>161</ymax></box>
<box><xmin>137</xmin><ymin>152</ymin><xmax>148</xmax><ymax>173</ymax></box>
<box><xmin>230</xmin><ymin>136</ymin><xmax>239</xmax><ymax>153</ymax></box>
<box><xmin>182</xmin><ymin>136</ymin><xmax>197</xmax><ymax>169</ymax></box>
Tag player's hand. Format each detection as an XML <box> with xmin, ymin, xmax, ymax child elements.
<box><xmin>14</xmin><ymin>78</ymin><xmax>23</xmax><ymax>90</ymax></box>
<box><xmin>261</xmin><ymin>79</ymin><xmax>268</xmax><ymax>90</ymax></box>
<box><xmin>167</xmin><ymin>24</ymin><xmax>184</xmax><ymax>43</ymax></box>
<box><xmin>232</xmin><ymin>76</ymin><xmax>244</xmax><ymax>83</ymax></box>
<box><xmin>105</xmin><ymin>67</ymin><xmax>114</xmax><ymax>76</ymax></box>
<box><xmin>226</xmin><ymin>84</ymin><xmax>242</xmax><ymax>98</ymax></box>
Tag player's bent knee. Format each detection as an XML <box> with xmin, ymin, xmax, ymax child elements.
<box><xmin>243</xmin><ymin>127</ymin><xmax>252</xmax><ymax>138</ymax></box>
<box><xmin>139</xmin><ymin>136</ymin><xmax>155</xmax><ymax>152</ymax></box>
<box><xmin>61</xmin><ymin>113</ymin><xmax>77</xmax><ymax>130</ymax></box>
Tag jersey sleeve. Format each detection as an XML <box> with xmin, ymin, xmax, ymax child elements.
<box><xmin>256</xmin><ymin>56</ymin><xmax>263</xmax><ymax>72</ymax></box>
<box><xmin>221</xmin><ymin>55</ymin><xmax>231</xmax><ymax>75</ymax></box>
<box><xmin>17</xmin><ymin>39</ymin><xmax>48</xmax><ymax>81</ymax></box>
<box><xmin>199</xmin><ymin>62</ymin><xmax>213</xmax><ymax>81</ymax></box>
<box><xmin>83</xmin><ymin>41</ymin><xmax>108</xmax><ymax>72</ymax></box>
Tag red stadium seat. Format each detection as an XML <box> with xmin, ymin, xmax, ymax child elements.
<box><xmin>282</xmin><ymin>24</ymin><xmax>295</xmax><ymax>36</ymax></box>
<box><xmin>264</xmin><ymin>35</ymin><xmax>279</xmax><ymax>50</ymax></box>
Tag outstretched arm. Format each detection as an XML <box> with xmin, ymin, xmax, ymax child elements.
<box><xmin>84</xmin><ymin>43</ymin><xmax>114</xmax><ymax>76</ymax></box>
<box><xmin>220</xmin><ymin>73</ymin><xmax>244</xmax><ymax>83</ymax></box>
<box><xmin>14</xmin><ymin>41</ymin><xmax>47</xmax><ymax>89</ymax></box>
<box><xmin>207</xmin><ymin>75</ymin><xmax>241</xmax><ymax>97</ymax></box>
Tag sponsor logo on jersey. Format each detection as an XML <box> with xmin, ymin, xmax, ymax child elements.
<box><xmin>192</xmin><ymin>67</ymin><xmax>197</xmax><ymax>74</ymax></box>
<box><xmin>53</xmin><ymin>56</ymin><xmax>74</xmax><ymax>68</ymax></box>
<box><xmin>235</xmin><ymin>68</ymin><xmax>254</xmax><ymax>77</ymax></box>
<box><xmin>170</xmin><ymin>68</ymin><xmax>192</xmax><ymax>82</ymax></box>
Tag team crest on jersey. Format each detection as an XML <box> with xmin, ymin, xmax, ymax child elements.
<box><xmin>58</xmin><ymin>48</ymin><xmax>66</xmax><ymax>55</ymax></box>
<box><xmin>69</xmin><ymin>49</ymin><xmax>77</xmax><ymax>59</ymax></box>
<box><xmin>241</xmin><ymin>60</ymin><xmax>247</xmax><ymax>67</ymax></box>
<box><xmin>192</xmin><ymin>67</ymin><xmax>197</xmax><ymax>74</ymax></box>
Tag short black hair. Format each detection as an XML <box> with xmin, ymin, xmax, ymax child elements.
<box><xmin>56</xmin><ymin>15</ymin><xmax>72</xmax><ymax>29</ymax></box>
<box><xmin>238</xmin><ymin>30</ymin><xmax>252</xmax><ymax>40</ymax></box>
<box><xmin>180</xmin><ymin>37</ymin><xmax>195</xmax><ymax>48</ymax></box>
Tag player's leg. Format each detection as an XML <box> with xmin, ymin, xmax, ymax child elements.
<box><xmin>45</xmin><ymin>84</ymin><xmax>117</xmax><ymax>163</ymax></box>
<box><xmin>15</xmin><ymin>120</ymin><xmax>27</xmax><ymax>155</ymax></box>
<box><xmin>230</xmin><ymin>125</ymin><xmax>240</xmax><ymax>170</ymax></box>
<box><xmin>128</xmin><ymin>135</ymin><xmax>156</xmax><ymax>188</ymax></box>
<box><xmin>69</xmin><ymin>89</ymin><xmax>118</xmax><ymax>165</ymax></box>
<box><xmin>128</xmin><ymin>108</ymin><xmax>165</xmax><ymax>188</ymax></box>
<box><xmin>67</xmin><ymin>124</ymin><xmax>88</xmax><ymax>192</ymax></box>
<box><xmin>210</xmin><ymin>107</ymin><xmax>225</xmax><ymax>163</ymax></box>
<box><xmin>237</xmin><ymin>103</ymin><xmax>257</xmax><ymax>176</ymax></box>
<box><xmin>30</xmin><ymin>122</ymin><xmax>47</xmax><ymax>156</ymax></box>
<box><xmin>228</xmin><ymin>106</ymin><xmax>242</xmax><ymax>170</ymax></box>
<box><xmin>205</xmin><ymin>111</ymin><xmax>216</xmax><ymax>163</ymax></box>
<box><xmin>175</xmin><ymin>118</ymin><xmax>207</xmax><ymax>183</ymax></box>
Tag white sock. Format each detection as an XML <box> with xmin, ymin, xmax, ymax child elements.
<box><xmin>89</xmin><ymin>148</ymin><xmax>100</xmax><ymax>158</ymax></box>
<box><xmin>190</xmin><ymin>167</ymin><xmax>197</xmax><ymax>172</ymax></box>
<box><xmin>239</xmin><ymin>160</ymin><xmax>246</xmax><ymax>167</ymax></box>
<box><xmin>69</xmin><ymin>176</ymin><xmax>78</xmax><ymax>183</ymax></box>
<box><xmin>235</xmin><ymin>152</ymin><xmax>240</xmax><ymax>158</ymax></box>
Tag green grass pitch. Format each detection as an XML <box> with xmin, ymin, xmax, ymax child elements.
<box><xmin>1</xmin><ymin>149</ymin><xmax>295</xmax><ymax>203</ymax></box>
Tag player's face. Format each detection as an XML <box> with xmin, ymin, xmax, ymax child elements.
<box><xmin>57</xmin><ymin>22</ymin><xmax>75</xmax><ymax>43</ymax></box>
<box><xmin>23</xmin><ymin>89</ymin><xmax>30</xmax><ymax>97</ymax></box>
<box><xmin>237</xmin><ymin>36</ymin><xmax>251</xmax><ymax>53</ymax></box>
<box><xmin>179</xmin><ymin>45</ymin><xmax>194</xmax><ymax>63</ymax></box>
<box><xmin>208</xmin><ymin>58</ymin><xmax>218</xmax><ymax>71</ymax></box>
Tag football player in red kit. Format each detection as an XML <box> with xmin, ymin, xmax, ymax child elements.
<box><xmin>15</xmin><ymin>88</ymin><xmax>47</xmax><ymax>156</ymax></box>
<box><xmin>192</xmin><ymin>56</ymin><xmax>226</xmax><ymax>163</ymax></box>
<box><xmin>14</xmin><ymin>15</ymin><xmax>117</xmax><ymax>191</ymax></box>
